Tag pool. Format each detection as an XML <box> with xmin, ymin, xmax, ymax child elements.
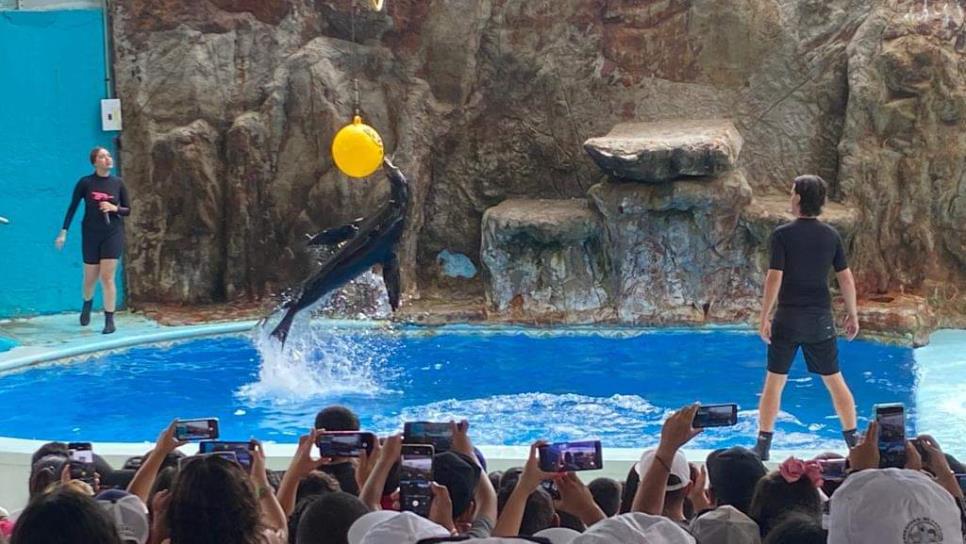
<box><xmin>0</xmin><ymin>325</ymin><xmax>920</xmax><ymax>452</ymax></box>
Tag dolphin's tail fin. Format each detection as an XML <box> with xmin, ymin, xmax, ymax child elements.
<box><xmin>269</xmin><ymin>307</ymin><xmax>297</xmax><ymax>345</ymax></box>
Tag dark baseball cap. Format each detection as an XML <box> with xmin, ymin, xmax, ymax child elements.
<box><xmin>706</xmin><ymin>446</ymin><xmax>767</xmax><ymax>514</ymax></box>
<box><xmin>432</xmin><ymin>451</ymin><xmax>481</xmax><ymax>518</ymax></box>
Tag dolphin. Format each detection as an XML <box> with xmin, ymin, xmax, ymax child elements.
<box><xmin>269</xmin><ymin>157</ymin><xmax>410</xmax><ymax>343</ymax></box>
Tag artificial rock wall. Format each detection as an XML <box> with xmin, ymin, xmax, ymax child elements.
<box><xmin>110</xmin><ymin>0</ymin><xmax>965</xmax><ymax>329</ymax></box>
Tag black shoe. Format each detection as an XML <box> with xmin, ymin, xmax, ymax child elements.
<box><xmin>80</xmin><ymin>300</ymin><xmax>93</xmax><ymax>326</ymax></box>
<box><xmin>102</xmin><ymin>312</ymin><xmax>116</xmax><ymax>335</ymax></box>
<box><xmin>753</xmin><ymin>431</ymin><xmax>774</xmax><ymax>461</ymax></box>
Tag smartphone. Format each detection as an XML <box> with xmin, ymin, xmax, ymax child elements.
<box><xmin>400</xmin><ymin>444</ymin><xmax>434</xmax><ymax>517</ymax></box>
<box><xmin>537</xmin><ymin>440</ymin><xmax>603</xmax><ymax>472</ymax></box>
<box><xmin>817</xmin><ymin>458</ymin><xmax>848</xmax><ymax>481</ymax></box>
<box><xmin>175</xmin><ymin>418</ymin><xmax>220</xmax><ymax>441</ymax></box>
<box><xmin>692</xmin><ymin>404</ymin><xmax>739</xmax><ymax>428</ymax></box>
<box><xmin>875</xmin><ymin>403</ymin><xmax>906</xmax><ymax>469</ymax></box>
<box><xmin>178</xmin><ymin>451</ymin><xmax>239</xmax><ymax>470</ymax></box>
<box><xmin>68</xmin><ymin>442</ymin><xmax>96</xmax><ymax>486</ymax></box>
<box><xmin>316</xmin><ymin>431</ymin><xmax>376</xmax><ymax>458</ymax></box>
<box><xmin>956</xmin><ymin>474</ymin><xmax>966</xmax><ymax>495</ymax></box>
<box><xmin>404</xmin><ymin>422</ymin><xmax>453</xmax><ymax>453</ymax></box>
<box><xmin>199</xmin><ymin>441</ymin><xmax>254</xmax><ymax>471</ymax></box>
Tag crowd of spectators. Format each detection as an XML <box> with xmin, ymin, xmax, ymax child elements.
<box><xmin>3</xmin><ymin>403</ymin><xmax>965</xmax><ymax>544</ymax></box>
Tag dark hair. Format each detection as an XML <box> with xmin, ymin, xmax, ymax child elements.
<box><xmin>588</xmin><ymin>478</ymin><xmax>622</xmax><ymax>517</ymax></box>
<box><xmin>12</xmin><ymin>487</ymin><xmax>123</xmax><ymax>544</ymax></box>
<box><xmin>763</xmin><ymin>512</ymin><xmax>828</xmax><ymax>544</ymax></box>
<box><xmin>706</xmin><ymin>446</ymin><xmax>767</xmax><ymax>515</ymax></box>
<box><xmin>296</xmin><ymin>470</ymin><xmax>341</xmax><ymax>503</ymax></box>
<box><xmin>294</xmin><ymin>491</ymin><xmax>370</xmax><ymax>544</ymax></box>
<box><xmin>166</xmin><ymin>455</ymin><xmax>261</xmax><ymax>544</ymax></box>
<box><xmin>314</xmin><ymin>406</ymin><xmax>360</xmax><ymax>431</ymax></box>
<box><xmin>498</xmin><ymin>467</ymin><xmax>523</xmax><ymax>495</ymax></box>
<box><xmin>619</xmin><ymin>465</ymin><xmax>639</xmax><ymax>514</ymax></box>
<box><xmin>498</xmin><ymin>487</ymin><xmax>555</xmax><ymax>536</ymax></box>
<box><xmin>29</xmin><ymin>455</ymin><xmax>69</xmax><ymax>499</ymax></box>
<box><xmin>31</xmin><ymin>442</ymin><xmax>69</xmax><ymax>466</ymax></box>
<box><xmin>488</xmin><ymin>470</ymin><xmax>504</xmax><ymax>492</ymax></box>
<box><xmin>748</xmin><ymin>471</ymin><xmax>822</xmax><ymax>537</ymax></box>
<box><xmin>89</xmin><ymin>147</ymin><xmax>109</xmax><ymax>165</ymax></box>
<box><xmin>793</xmin><ymin>175</ymin><xmax>827</xmax><ymax>217</ymax></box>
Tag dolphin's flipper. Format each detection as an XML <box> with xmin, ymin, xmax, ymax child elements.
<box><xmin>306</xmin><ymin>217</ymin><xmax>366</xmax><ymax>247</ymax></box>
<box><xmin>383</xmin><ymin>254</ymin><xmax>401</xmax><ymax>311</ymax></box>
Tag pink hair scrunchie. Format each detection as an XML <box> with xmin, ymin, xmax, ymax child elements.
<box><xmin>779</xmin><ymin>457</ymin><xmax>824</xmax><ymax>488</ymax></box>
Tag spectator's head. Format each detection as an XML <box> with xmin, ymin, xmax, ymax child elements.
<box><xmin>690</xmin><ymin>505</ymin><xmax>761</xmax><ymax>544</ymax></box>
<box><xmin>350</xmin><ymin>511</ymin><xmax>449</xmax><ymax>544</ymax></box>
<box><xmin>296</xmin><ymin>470</ymin><xmax>341</xmax><ymax>503</ymax></box>
<box><xmin>31</xmin><ymin>442</ymin><xmax>69</xmax><ymax>466</ymax></box>
<box><xmin>748</xmin><ymin>469</ymin><xmax>822</xmax><ymax>537</ymax></box>
<box><xmin>791</xmin><ymin>175</ymin><xmax>827</xmax><ymax>217</ymax></box>
<box><xmin>314</xmin><ymin>406</ymin><xmax>360</xmax><ymax>431</ymax></box>
<box><xmin>828</xmin><ymin>468</ymin><xmax>962</xmax><ymax>544</ymax></box>
<box><xmin>95</xmin><ymin>490</ymin><xmax>150</xmax><ymax>544</ymax></box>
<box><xmin>497</xmin><ymin>486</ymin><xmax>558</xmax><ymax>535</ymax></box>
<box><xmin>763</xmin><ymin>512</ymin><xmax>826</xmax><ymax>544</ymax></box>
<box><xmin>499</xmin><ymin>467</ymin><xmax>523</xmax><ymax>494</ymax></box>
<box><xmin>295</xmin><ymin>491</ymin><xmax>370</xmax><ymax>544</ymax></box>
<box><xmin>587</xmin><ymin>478</ymin><xmax>622</xmax><ymax>517</ymax></box>
<box><xmin>488</xmin><ymin>470</ymin><xmax>503</xmax><ymax>491</ymax></box>
<box><xmin>619</xmin><ymin>465</ymin><xmax>639</xmax><ymax>514</ymax></box>
<box><xmin>166</xmin><ymin>454</ymin><xmax>261</xmax><ymax>544</ymax></box>
<box><xmin>432</xmin><ymin>451</ymin><xmax>481</xmax><ymax>521</ymax></box>
<box><xmin>706</xmin><ymin>446</ymin><xmax>767</xmax><ymax>514</ymax></box>
<box><xmin>11</xmin><ymin>487</ymin><xmax>123</xmax><ymax>544</ymax></box>
<box><xmin>572</xmin><ymin>512</ymin><xmax>695</xmax><ymax>543</ymax></box>
<box><xmin>29</xmin><ymin>455</ymin><xmax>68</xmax><ymax>499</ymax></box>
<box><xmin>148</xmin><ymin>466</ymin><xmax>178</xmax><ymax>512</ymax></box>
<box><xmin>635</xmin><ymin>449</ymin><xmax>692</xmax><ymax>517</ymax></box>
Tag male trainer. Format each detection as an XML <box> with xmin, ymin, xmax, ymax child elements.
<box><xmin>753</xmin><ymin>175</ymin><xmax>860</xmax><ymax>461</ymax></box>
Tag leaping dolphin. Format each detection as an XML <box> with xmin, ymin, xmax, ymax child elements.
<box><xmin>269</xmin><ymin>157</ymin><xmax>410</xmax><ymax>344</ymax></box>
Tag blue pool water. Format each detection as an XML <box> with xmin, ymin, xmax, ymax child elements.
<box><xmin>0</xmin><ymin>327</ymin><xmax>917</xmax><ymax>451</ymax></box>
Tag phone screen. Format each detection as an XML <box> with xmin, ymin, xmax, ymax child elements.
<box><xmin>818</xmin><ymin>459</ymin><xmax>848</xmax><ymax>481</ymax></box>
<box><xmin>400</xmin><ymin>445</ymin><xmax>434</xmax><ymax>517</ymax></box>
<box><xmin>175</xmin><ymin>418</ymin><xmax>220</xmax><ymax>441</ymax></box>
<box><xmin>692</xmin><ymin>404</ymin><xmax>739</xmax><ymax>428</ymax></box>
<box><xmin>537</xmin><ymin>440</ymin><xmax>603</xmax><ymax>472</ymax></box>
<box><xmin>316</xmin><ymin>432</ymin><xmax>375</xmax><ymax>458</ymax></box>
<box><xmin>876</xmin><ymin>404</ymin><xmax>906</xmax><ymax>469</ymax></box>
<box><xmin>68</xmin><ymin>443</ymin><xmax>96</xmax><ymax>485</ymax></box>
<box><xmin>404</xmin><ymin>422</ymin><xmax>453</xmax><ymax>453</ymax></box>
<box><xmin>199</xmin><ymin>441</ymin><xmax>253</xmax><ymax>471</ymax></box>
<box><xmin>956</xmin><ymin>474</ymin><xmax>966</xmax><ymax>495</ymax></box>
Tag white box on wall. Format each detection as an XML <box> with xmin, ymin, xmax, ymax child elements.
<box><xmin>101</xmin><ymin>99</ymin><xmax>122</xmax><ymax>131</ymax></box>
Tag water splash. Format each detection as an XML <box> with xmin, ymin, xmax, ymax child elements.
<box><xmin>239</xmin><ymin>273</ymin><xmax>397</xmax><ymax>402</ymax></box>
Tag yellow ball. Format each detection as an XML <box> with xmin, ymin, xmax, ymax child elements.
<box><xmin>332</xmin><ymin>115</ymin><xmax>384</xmax><ymax>178</ymax></box>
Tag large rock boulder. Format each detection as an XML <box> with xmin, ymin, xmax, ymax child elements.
<box><xmin>481</xmin><ymin>199</ymin><xmax>611</xmax><ymax>321</ymax></box>
<box><xmin>588</xmin><ymin>170</ymin><xmax>756</xmax><ymax>322</ymax></box>
<box><xmin>583</xmin><ymin>119</ymin><xmax>743</xmax><ymax>182</ymax></box>
<box><xmin>837</xmin><ymin>2</ymin><xmax>966</xmax><ymax>319</ymax></box>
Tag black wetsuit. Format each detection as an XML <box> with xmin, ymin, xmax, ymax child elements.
<box><xmin>766</xmin><ymin>218</ymin><xmax>848</xmax><ymax>375</ymax></box>
<box><xmin>62</xmin><ymin>173</ymin><xmax>130</xmax><ymax>264</ymax></box>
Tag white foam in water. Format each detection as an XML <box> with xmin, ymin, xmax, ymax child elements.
<box><xmin>238</xmin><ymin>276</ymin><xmax>396</xmax><ymax>402</ymax></box>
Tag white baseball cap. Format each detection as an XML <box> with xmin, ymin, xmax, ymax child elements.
<box><xmin>574</xmin><ymin>513</ymin><xmax>696</xmax><ymax>543</ymax></box>
<box><xmin>95</xmin><ymin>490</ymin><xmax>149</xmax><ymax>544</ymax></box>
<box><xmin>356</xmin><ymin>511</ymin><xmax>451</xmax><ymax>544</ymax></box>
<box><xmin>690</xmin><ymin>505</ymin><xmax>761</xmax><ymax>544</ymax></box>
<box><xmin>636</xmin><ymin>449</ymin><xmax>691</xmax><ymax>491</ymax></box>
<box><xmin>533</xmin><ymin>527</ymin><xmax>582</xmax><ymax>544</ymax></box>
<box><xmin>828</xmin><ymin>468</ymin><xmax>963</xmax><ymax>544</ymax></box>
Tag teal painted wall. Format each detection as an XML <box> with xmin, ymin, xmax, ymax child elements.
<box><xmin>0</xmin><ymin>9</ymin><xmax>122</xmax><ymax>317</ymax></box>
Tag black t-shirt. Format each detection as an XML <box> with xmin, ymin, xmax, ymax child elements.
<box><xmin>62</xmin><ymin>173</ymin><xmax>130</xmax><ymax>232</ymax></box>
<box><xmin>321</xmin><ymin>462</ymin><xmax>359</xmax><ymax>495</ymax></box>
<box><xmin>768</xmin><ymin>218</ymin><xmax>848</xmax><ymax>310</ymax></box>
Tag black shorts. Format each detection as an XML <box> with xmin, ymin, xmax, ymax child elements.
<box><xmin>767</xmin><ymin>308</ymin><xmax>840</xmax><ymax>376</ymax></box>
<box><xmin>82</xmin><ymin>228</ymin><xmax>124</xmax><ymax>265</ymax></box>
